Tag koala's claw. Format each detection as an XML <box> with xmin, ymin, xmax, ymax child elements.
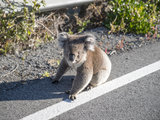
<box><xmin>69</xmin><ymin>94</ymin><xmax>76</xmax><ymax>100</ymax></box>
<box><xmin>71</xmin><ymin>78</ymin><xmax>74</xmax><ymax>81</ymax></box>
<box><xmin>85</xmin><ymin>84</ymin><xmax>93</xmax><ymax>91</ymax></box>
<box><xmin>52</xmin><ymin>80</ymin><xmax>59</xmax><ymax>84</ymax></box>
<box><xmin>65</xmin><ymin>90</ymin><xmax>71</xmax><ymax>94</ymax></box>
<box><xmin>66</xmin><ymin>91</ymin><xmax>76</xmax><ymax>100</ymax></box>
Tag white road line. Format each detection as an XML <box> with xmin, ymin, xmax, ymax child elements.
<box><xmin>20</xmin><ymin>60</ymin><xmax>160</xmax><ymax>120</ymax></box>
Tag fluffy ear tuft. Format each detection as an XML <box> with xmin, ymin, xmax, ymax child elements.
<box><xmin>85</xmin><ymin>34</ymin><xmax>96</xmax><ymax>51</ymax></box>
<box><xmin>57</xmin><ymin>32</ymin><xmax>68</xmax><ymax>48</ymax></box>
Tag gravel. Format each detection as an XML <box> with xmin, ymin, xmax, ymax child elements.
<box><xmin>0</xmin><ymin>27</ymin><xmax>159</xmax><ymax>92</ymax></box>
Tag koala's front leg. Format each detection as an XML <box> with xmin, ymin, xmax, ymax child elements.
<box><xmin>69</xmin><ymin>66</ymin><xmax>93</xmax><ymax>100</ymax></box>
<box><xmin>52</xmin><ymin>58</ymin><xmax>69</xmax><ymax>83</ymax></box>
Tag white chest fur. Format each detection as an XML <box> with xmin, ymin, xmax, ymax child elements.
<box><xmin>67</xmin><ymin>61</ymin><xmax>83</xmax><ymax>70</ymax></box>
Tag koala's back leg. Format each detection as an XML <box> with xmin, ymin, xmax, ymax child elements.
<box><xmin>89</xmin><ymin>69</ymin><xmax>111</xmax><ymax>88</ymax></box>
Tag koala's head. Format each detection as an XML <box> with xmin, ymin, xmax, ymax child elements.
<box><xmin>57</xmin><ymin>32</ymin><xmax>96</xmax><ymax>64</ymax></box>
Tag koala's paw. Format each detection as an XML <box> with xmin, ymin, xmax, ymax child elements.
<box><xmin>52</xmin><ymin>79</ymin><xmax>59</xmax><ymax>84</ymax></box>
<box><xmin>69</xmin><ymin>94</ymin><xmax>76</xmax><ymax>100</ymax></box>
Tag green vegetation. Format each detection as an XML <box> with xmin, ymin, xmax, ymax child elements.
<box><xmin>41</xmin><ymin>71</ymin><xmax>50</xmax><ymax>78</ymax></box>
<box><xmin>0</xmin><ymin>0</ymin><xmax>45</xmax><ymax>55</ymax></box>
<box><xmin>105</xmin><ymin>0</ymin><xmax>160</xmax><ymax>34</ymax></box>
<box><xmin>77</xmin><ymin>20</ymin><xmax>90</xmax><ymax>33</ymax></box>
<box><xmin>68</xmin><ymin>19</ymin><xmax>90</xmax><ymax>34</ymax></box>
<box><xmin>0</xmin><ymin>0</ymin><xmax>159</xmax><ymax>55</ymax></box>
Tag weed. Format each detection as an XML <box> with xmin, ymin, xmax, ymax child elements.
<box><xmin>68</xmin><ymin>29</ymin><xmax>73</xmax><ymax>35</ymax></box>
<box><xmin>41</xmin><ymin>71</ymin><xmax>50</xmax><ymax>78</ymax></box>
<box><xmin>76</xmin><ymin>18</ymin><xmax>90</xmax><ymax>33</ymax></box>
<box><xmin>105</xmin><ymin>0</ymin><xmax>159</xmax><ymax>34</ymax></box>
<box><xmin>0</xmin><ymin>0</ymin><xmax>45</xmax><ymax>55</ymax></box>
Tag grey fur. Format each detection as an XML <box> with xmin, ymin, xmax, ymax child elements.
<box><xmin>53</xmin><ymin>33</ymin><xmax>112</xmax><ymax>100</ymax></box>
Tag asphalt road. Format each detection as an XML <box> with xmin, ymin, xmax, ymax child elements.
<box><xmin>0</xmin><ymin>42</ymin><xmax>160</xmax><ymax>120</ymax></box>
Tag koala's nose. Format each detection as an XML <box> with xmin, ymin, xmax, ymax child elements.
<box><xmin>69</xmin><ymin>53</ymin><xmax>75</xmax><ymax>61</ymax></box>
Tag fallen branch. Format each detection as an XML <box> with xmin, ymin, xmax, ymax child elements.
<box><xmin>36</xmin><ymin>21</ymin><xmax>54</xmax><ymax>36</ymax></box>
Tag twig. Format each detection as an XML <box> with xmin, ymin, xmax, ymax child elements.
<box><xmin>54</xmin><ymin>14</ymin><xmax>70</xmax><ymax>36</ymax></box>
<box><xmin>46</xmin><ymin>12</ymin><xmax>55</xmax><ymax>19</ymax></box>
<box><xmin>36</xmin><ymin>21</ymin><xmax>54</xmax><ymax>35</ymax></box>
<box><xmin>110</xmin><ymin>50</ymin><xmax>117</xmax><ymax>55</ymax></box>
<box><xmin>91</xmin><ymin>3</ymin><xmax>103</xmax><ymax>19</ymax></box>
<box><xmin>0</xmin><ymin>59</ymin><xmax>19</xmax><ymax>78</ymax></box>
<box><xmin>36</xmin><ymin>12</ymin><xmax>55</xmax><ymax>23</ymax></box>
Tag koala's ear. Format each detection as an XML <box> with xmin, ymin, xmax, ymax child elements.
<box><xmin>85</xmin><ymin>34</ymin><xmax>96</xmax><ymax>51</ymax></box>
<box><xmin>57</xmin><ymin>32</ymin><xmax>68</xmax><ymax>48</ymax></box>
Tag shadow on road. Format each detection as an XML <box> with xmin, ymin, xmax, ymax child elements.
<box><xmin>0</xmin><ymin>76</ymin><xmax>74</xmax><ymax>101</ymax></box>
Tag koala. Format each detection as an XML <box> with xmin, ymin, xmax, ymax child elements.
<box><xmin>52</xmin><ymin>32</ymin><xmax>111</xmax><ymax>100</ymax></box>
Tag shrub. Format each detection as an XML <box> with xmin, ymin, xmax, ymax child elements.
<box><xmin>105</xmin><ymin>0</ymin><xmax>160</xmax><ymax>34</ymax></box>
<box><xmin>0</xmin><ymin>0</ymin><xmax>45</xmax><ymax>55</ymax></box>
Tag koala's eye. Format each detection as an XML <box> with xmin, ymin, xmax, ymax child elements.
<box><xmin>77</xmin><ymin>54</ymin><xmax>80</xmax><ymax>58</ymax></box>
<box><xmin>77</xmin><ymin>52</ymin><xmax>80</xmax><ymax>58</ymax></box>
